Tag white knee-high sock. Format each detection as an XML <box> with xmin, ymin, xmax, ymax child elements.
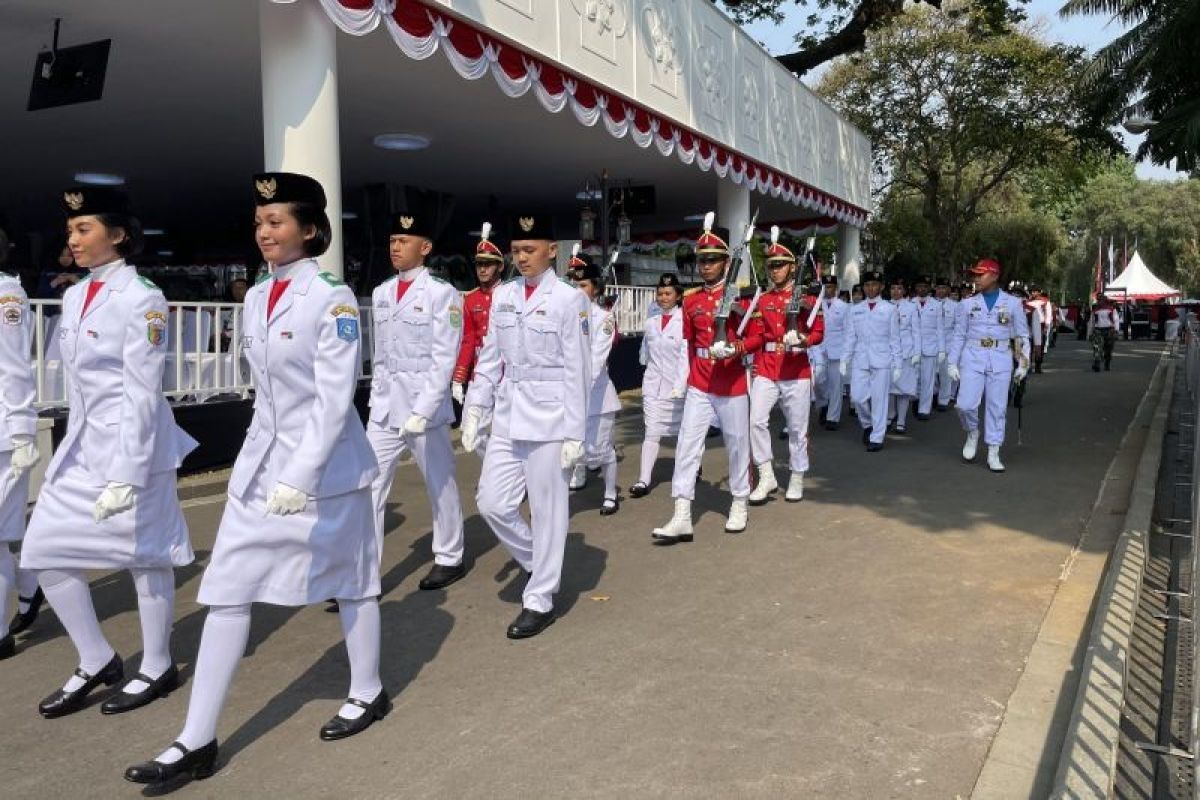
<box><xmin>337</xmin><ymin>598</ymin><xmax>383</xmax><ymax>720</ymax></box>
<box><xmin>638</xmin><ymin>438</ymin><xmax>660</xmax><ymax>485</ymax></box>
<box><xmin>39</xmin><ymin>569</ymin><xmax>115</xmax><ymax>691</ymax></box>
<box><xmin>0</xmin><ymin>546</ymin><xmax>15</xmax><ymax>638</ymax></box>
<box><xmin>166</xmin><ymin>604</ymin><xmax>251</xmax><ymax>761</ymax></box>
<box><xmin>602</xmin><ymin>461</ymin><xmax>618</xmax><ymax>501</ymax></box>
<box><xmin>16</xmin><ymin>561</ymin><xmax>40</xmax><ymax>609</ymax></box>
<box><xmin>125</xmin><ymin>567</ymin><xmax>176</xmax><ymax>692</ymax></box>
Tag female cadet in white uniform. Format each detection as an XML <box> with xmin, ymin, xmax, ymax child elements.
<box><xmin>460</xmin><ymin>212</ymin><xmax>591</xmax><ymax>640</ymax></box>
<box><xmin>21</xmin><ymin>187</ymin><xmax>196</xmax><ymax>716</ymax></box>
<box><xmin>887</xmin><ymin>276</ymin><xmax>921</xmax><ymax>434</ymax></box>
<box><xmin>126</xmin><ymin>174</ymin><xmax>386</xmax><ymax>786</ymax></box>
<box><xmin>0</xmin><ymin>241</ymin><xmax>40</xmax><ymax>659</ymax></box>
<box><xmin>567</xmin><ymin>247</ymin><xmax>622</xmax><ymax>515</ymax></box>
<box><xmin>630</xmin><ymin>273</ymin><xmax>687</xmax><ymax>499</ymax></box>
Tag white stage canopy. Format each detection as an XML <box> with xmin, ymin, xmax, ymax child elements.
<box><xmin>1104</xmin><ymin>250</ymin><xmax>1180</xmax><ymax>301</ymax></box>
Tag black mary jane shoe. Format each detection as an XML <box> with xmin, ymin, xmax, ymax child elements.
<box><xmin>507</xmin><ymin>608</ymin><xmax>556</xmax><ymax>639</ymax></box>
<box><xmin>323</xmin><ymin>598</ymin><xmax>340</xmax><ymax>613</ymax></box>
<box><xmin>866</xmin><ymin>442</ymin><xmax>884</xmax><ymax>453</ymax></box>
<box><xmin>125</xmin><ymin>740</ymin><xmax>219</xmax><ymax>785</ymax></box>
<box><xmin>9</xmin><ymin>588</ymin><xmax>44</xmax><ymax>636</ymax></box>
<box><xmin>419</xmin><ymin>563</ymin><xmax>467</xmax><ymax>591</ymax></box>
<box><xmin>319</xmin><ymin>690</ymin><xmax>392</xmax><ymax>741</ymax></box>
<box><xmin>0</xmin><ymin>633</ymin><xmax>14</xmax><ymax>660</ymax></box>
<box><xmin>861</xmin><ymin>427</ymin><xmax>872</xmax><ymax>445</ymax></box>
<box><xmin>651</xmin><ymin>532</ymin><xmax>693</xmax><ymax>546</ymax></box>
<box><xmin>629</xmin><ymin>482</ymin><xmax>650</xmax><ymax>499</ymax></box>
<box><xmin>39</xmin><ymin>653</ymin><xmax>124</xmax><ymax>719</ymax></box>
<box><xmin>101</xmin><ymin>665</ymin><xmax>180</xmax><ymax>715</ymax></box>
<box><xmin>599</xmin><ymin>497</ymin><xmax>619</xmax><ymax>516</ymax></box>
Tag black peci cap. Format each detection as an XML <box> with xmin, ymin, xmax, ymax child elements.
<box><xmin>253</xmin><ymin>172</ymin><xmax>326</xmax><ymax>208</ymax></box>
<box><xmin>61</xmin><ymin>186</ymin><xmax>132</xmax><ymax>218</ymax></box>
<box><xmin>509</xmin><ymin>212</ymin><xmax>557</xmax><ymax>241</ymax></box>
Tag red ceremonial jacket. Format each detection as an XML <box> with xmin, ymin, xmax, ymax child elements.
<box><xmin>747</xmin><ymin>286</ymin><xmax>826</xmax><ymax>381</ymax></box>
<box><xmin>681</xmin><ymin>284</ymin><xmax>763</xmax><ymax>396</ymax></box>
<box><xmin>452</xmin><ymin>284</ymin><xmax>495</xmax><ymax>384</ymax></box>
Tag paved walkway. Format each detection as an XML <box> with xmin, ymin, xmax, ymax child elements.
<box><xmin>0</xmin><ymin>338</ymin><xmax>1166</xmax><ymax>798</ymax></box>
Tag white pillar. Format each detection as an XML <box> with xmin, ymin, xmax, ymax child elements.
<box><xmin>260</xmin><ymin>0</ymin><xmax>344</xmax><ymax>276</ymax></box>
<box><xmin>837</xmin><ymin>223</ymin><xmax>862</xmax><ymax>289</ymax></box>
<box><xmin>717</xmin><ymin>180</ymin><xmax>751</xmax><ymax>286</ymax></box>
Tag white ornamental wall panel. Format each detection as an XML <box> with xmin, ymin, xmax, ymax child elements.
<box><xmin>847</xmin><ymin>126</ymin><xmax>872</xmax><ymax>208</ymax></box>
<box><xmin>687</xmin><ymin>0</ymin><xmax>733</xmax><ymax>144</ymax></box>
<box><xmin>559</xmin><ymin>0</ymin><xmax>635</xmax><ymax>97</ymax></box>
<box><xmin>633</xmin><ymin>0</ymin><xmax>688</xmax><ymax>127</ymax></box>
<box><xmin>793</xmin><ymin>90</ymin><xmax>821</xmax><ymax>187</ymax></box>
<box><xmin>817</xmin><ymin>107</ymin><xmax>839</xmax><ymax>200</ymax></box>
<box><xmin>451</xmin><ymin>0</ymin><xmax>561</xmax><ymax>61</ymax></box>
<box><xmin>731</xmin><ymin>33</ymin><xmax>766</xmax><ymax>167</ymax></box>
<box><xmin>768</xmin><ymin>73</ymin><xmax>797</xmax><ymax>177</ymax></box>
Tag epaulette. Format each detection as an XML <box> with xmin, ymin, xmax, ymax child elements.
<box><xmin>684</xmin><ymin>286</ymin><xmax>702</xmax><ymax>297</ymax></box>
<box><xmin>430</xmin><ymin>275</ymin><xmax>449</xmax><ymax>285</ymax></box>
<box><xmin>317</xmin><ymin>271</ymin><xmax>345</xmax><ymax>286</ymax></box>
<box><xmin>136</xmin><ymin>275</ymin><xmax>160</xmax><ymax>290</ymax></box>
<box><xmin>255</xmin><ymin>272</ymin><xmax>271</xmax><ymax>285</ymax></box>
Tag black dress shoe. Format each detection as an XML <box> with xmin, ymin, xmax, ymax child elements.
<box><xmin>824</xmin><ymin>421</ymin><xmax>840</xmax><ymax>431</ymax></box>
<box><xmin>319</xmin><ymin>690</ymin><xmax>392</xmax><ymax>741</ymax></box>
<box><xmin>706</xmin><ymin>426</ymin><xmax>720</xmax><ymax>438</ymax></box>
<box><xmin>9</xmin><ymin>588</ymin><xmax>44</xmax><ymax>636</ymax></box>
<box><xmin>507</xmin><ymin>608</ymin><xmax>556</xmax><ymax>639</ymax></box>
<box><xmin>867</xmin><ymin>442</ymin><xmax>883</xmax><ymax>452</ymax></box>
<box><xmin>101</xmin><ymin>665</ymin><xmax>180</xmax><ymax>715</ymax></box>
<box><xmin>861</xmin><ymin>427</ymin><xmax>872</xmax><ymax>445</ymax></box>
<box><xmin>599</xmin><ymin>497</ymin><xmax>619</xmax><ymax>516</ymax></box>
<box><xmin>419</xmin><ymin>563</ymin><xmax>467</xmax><ymax>591</ymax></box>
<box><xmin>629</xmin><ymin>482</ymin><xmax>650</xmax><ymax>498</ymax></box>
<box><xmin>39</xmin><ymin>653</ymin><xmax>124</xmax><ymax>718</ymax></box>
<box><xmin>324</xmin><ymin>598</ymin><xmax>340</xmax><ymax>613</ymax></box>
<box><xmin>915</xmin><ymin>413</ymin><xmax>930</xmax><ymax>421</ymax></box>
<box><xmin>777</xmin><ymin>429</ymin><xmax>789</xmax><ymax>440</ymax></box>
<box><xmin>936</xmin><ymin>404</ymin><xmax>948</xmax><ymax>412</ymax></box>
<box><xmin>125</xmin><ymin>740</ymin><xmax>219</xmax><ymax>785</ymax></box>
<box><xmin>0</xmin><ymin>633</ymin><xmax>14</xmax><ymax>660</ymax></box>
<box><xmin>651</xmin><ymin>532</ymin><xmax>693</xmax><ymax>546</ymax></box>
<box><xmin>893</xmin><ymin>424</ymin><xmax>907</xmax><ymax>435</ymax></box>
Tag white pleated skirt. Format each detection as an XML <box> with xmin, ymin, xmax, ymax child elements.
<box><xmin>643</xmin><ymin>395</ymin><xmax>684</xmax><ymax>439</ymax></box>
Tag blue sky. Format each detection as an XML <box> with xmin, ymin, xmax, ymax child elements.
<box><xmin>742</xmin><ymin>0</ymin><xmax>1180</xmax><ymax>180</ymax></box>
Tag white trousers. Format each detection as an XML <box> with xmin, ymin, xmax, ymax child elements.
<box><xmin>367</xmin><ymin>421</ymin><xmax>464</xmax><ymax>568</ymax></box>
<box><xmin>749</xmin><ymin>377</ymin><xmax>811</xmax><ymax>472</ymax></box>
<box><xmin>917</xmin><ymin>355</ymin><xmax>939</xmax><ymax>415</ymax></box>
<box><xmin>476</xmin><ymin>436</ymin><xmax>568</xmax><ymax>614</ymax></box>
<box><xmin>851</xmin><ymin>366</ymin><xmax>891</xmax><ymax>445</ymax></box>
<box><xmin>816</xmin><ymin>358</ymin><xmax>844</xmax><ymax>422</ymax></box>
<box><xmin>937</xmin><ymin>358</ymin><xmax>958</xmax><ymax>405</ymax></box>
<box><xmin>956</xmin><ymin>365</ymin><xmax>1011</xmax><ymax>446</ymax></box>
<box><xmin>671</xmin><ymin>388</ymin><xmax>751</xmax><ymax>501</ymax></box>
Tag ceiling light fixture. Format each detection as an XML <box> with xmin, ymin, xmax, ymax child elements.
<box><xmin>341</xmin><ymin>211</ymin><xmax>358</xmax><ymax>220</ymax></box>
<box><xmin>74</xmin><ymin>172</ymin><xmax>125</xmax><ymax>186</ymax></box>
<box><xmin>143</xmin><ymin>228</ymin><xmax>165</xmax><ymax>236</ymax></box>
<box><xmin>372</xmin><ymin>133</ymin><xmax>431</xmax><ymax>151</ymax></box>
<box><xmin>683</xmin><ymin>214</ymin><xmax>705</xmax><ymax>222</ymax></box>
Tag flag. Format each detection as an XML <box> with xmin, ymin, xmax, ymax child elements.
<box><xmin>1092</xmin><ymin>238</ymin><xmax>1104</xmax><ymax>303</ymax></box>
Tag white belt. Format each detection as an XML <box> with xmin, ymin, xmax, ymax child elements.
<box><xmin>969</xmin><ymin>338</ymin><xmax>1010</xmax><ymax>349</ymax></box>
<box><xmin>508</xmin><ymin>365</ymin><xmax>565</xmax><ymax>381</ymax></box>
<box><xmin>385</xmin><ymin>355</ymin><xmax>432</xmax><ymax>372</ymax></box>
<box><xmin>763</xmin><ymin>342</ymin><xmax>803</xmax><ymax>353</ymax></box>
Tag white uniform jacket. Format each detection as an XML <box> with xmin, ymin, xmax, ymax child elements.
<box><xmin>894</xmin><ymin>298</ymin><xmax>921</xmax><ymax>361</ymax></box>
<box><xmin>819</xmin><ymin>296</ymin><xmax>850</xmax><ymax>361</ymax></box>
<box><xmin>0</xmin><ymin>273</ymin><xmax>36</xmax><ymax>447</ymax></box>
<box><xmin>367</xmin><ymin>267</ymin><xmax>460</xmax><ymax>428</ymax></box>
<box><xmin>465</xmin><ymin>274</ymin><xmax>592</xmax><ymax>442</ymax></box>
<box><xmin>45</xmin><ymin>261</ymin><xmax>196</xmax><ymax>488</ymax></box>
<box><xmin>229</xmin><ymin>260</ymin><xmax>379</xmax><ymax>500</ymax></box>
<box><xmin>585</xmin><ymin>301</ymin><xmax>621</xmax><ymax>416</ymax></box>
<box><xmin>844</xmin><ymin>299</ymin><xmax>902</xmax><ymax>371</ymax></box>
<box><xmin>949</xmin><ymin>291</ymin><xmax>1032</xmax><ymax>373</ymax></box>
<box><xmin>940</xmin><ymin>298</ymin><xmax>958</xmax><ymax>345</ymax></box>
<box><xmin>640</xmin><ymin>309</ymin><xmax>688</xmax><ymax>400</ymax></box>
<box><xmin>912</xmin><ymin>297</ymin><xmax>945</xmax><ymax>356</ymax></box>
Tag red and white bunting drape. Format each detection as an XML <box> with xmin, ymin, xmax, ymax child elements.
<box><xmin>317</xmin><ymin>0</ymin><xmax>869</xmax><ymax>227</ymax></box>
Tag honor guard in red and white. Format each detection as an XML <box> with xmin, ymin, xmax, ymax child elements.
<box><xmin>935</xmin><ymin>277</ymin><xmax>959</xmax><ymax>409</ymax></box>
<box><xmin>812</xmin><ymin>275</ymin><xmax>849</xmax><ymax>430</ymax></box>
<box><xmin>910</xmin><ymin>275</ymin><xmax>946</xmax><ymax>420</ymax></box>
<box><xmin>452</xmin><ymin>222</ymin><xmax>505</xmax><ymax>459</ymax></box>
<box><xmin>366</xmin><ymin>195</ymin><xmax>466</xmax><ymax>591</ymax></box>
<box><xmin>947</xmin><ymin>259</ymin><xmax>1031</xmax><ymax>473</ymax></box>
<box><xmin>887</xmin><ymin>276</ymin><xmax>921</xmax><ymax>434</ymax></box>
<box><xmin>128</xmin><ymin>174</ymin><xmax>387</xmax><ymax>786</ymax></box>
<box><xmin>746</xmin><ymin>228</ymin><xmax>825</xmax><ymax>504</ymax></box>
<box><xmin>842</xmin><ymin>270</ymin><xmax>901</xmax><ymax>451</ymax></box>
<box><xmin>630</xmin><ymin>273</ymin><xmax>687</xmax><ymax>499</ymax></box>
<box><xmin>1027</xmin><ymin>285</ymin><xmax>1054</xmax><ymax>372</ymax></box>
<box><xmin>567</xmin><ymin>246</ymin><xmax>621</xmax><ymax>515</ymax></box>
<box><xmin>0</xmin><ymin>249</ymin><xmax>40</xmax><ymax>659</ymax></box>
<box><xmin>460</xmin><ymin>213</ymin><xmax>591</xmax><ymax>639</ymax></box>
<box><xmin>652</xmin><ymin>213</ymin><xmax>763</xmax><ymax>542</ymax></box>
<box><xmin>22</xmin><ymin>187</ymin><xmax>197</xmax><ymax>718</ymax></box>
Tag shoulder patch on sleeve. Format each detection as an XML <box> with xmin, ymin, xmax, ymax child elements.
<box><xmin>448</xmin><ymin>304</ymin><xmax>463</xmax><ymax>329</ymax></box>
<box><xmin>317</xmin><ymin>271</ymin><xmax>345</xmax><ymax>287</ymax></box>
<box><xmin>136</xmin><ymin>275</ymin><xmax>159</xmax><ymax>290</ymax></box>
<box><xmin>330</xmin><ymin>304</ymin><xmax>359</xmax><ymax>318</ymax></box>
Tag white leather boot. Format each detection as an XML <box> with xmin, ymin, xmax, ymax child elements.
<box><xmin>652</xmin><ymin>498</ymin><xmax>694</xmax><ymax>542</ymax></box>
<box><xmin>569</xmin><ymin>463</ymin><xmax>587</xmax><ymax>490</ymax></box>
<box><xmin>748</xmin><ymin>462</ymin><xmax>777</xmax><ymax>505</ymax></box>
<box><xmin>785</xmin><ymin>472</ymin><xmax>804</xmax><ymax>502</ymax></box>
<box><xmin>725</xmin><ymin>498</ymin><xmax>749</xmax><ymax>533</ymax></box>
<box><xmin>962</xmin><ymin>430</ymin><xmax>979</xmax><ymax>461</ymax></box>
<box><xmin>987</xmin><ymin>445</ymin><xmax>1005</xmax><ymax>473</ymax></box>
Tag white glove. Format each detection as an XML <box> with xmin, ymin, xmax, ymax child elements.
<box><xmin>937</xmin><ymin>352</ymin><xmax>947</xmax><ymax>364</ymax></box>
<box><xmin>638</xmin><ymin>350</ymin><xmax>648</xmax><ymax>366</ymax></box>
<box><xmin>948</xmin><ymin>364</ymin><xmax>961</xmax><ymax>383</ymax></box>
<box><xmin>669</xmin><ymin>387</ymin><xmax>685</xmax><ymax>399</ymax></box>
<box><xmin>782</xmin><ymin>330</ymin><xmax>802</xmax><ymax>348</ymax></box>
<box><xmin>709</xmin><ymin>341</ymin><xmax>736</xmax><ymax>360</ymax></box>
<box><xmin>265</xmin><ymin>482</ymin><xmax>307</xmax><ymax>516</ymax></box>
<box><xmin>402</xmin><ymin>414</ymin><xmax>427</xmax><ymax>435</ymax></box>
<box><xmin>839</xmin><ymin>360</ymin><xmax>850</xmax><ymax>378</ymax></box>
<box><xmin>10</xmin><ymin>436</ymin><xmax>39</xmax><ymax>477</ymax></box>
<box><xmin>892</xmin><ymin>367</ymin><xmax>902</xmax><ymax>383</ymax></box>
<box><xmin>460</xmin><ymin>406</ymin><xmax>484</xmax><ymax>453</ymax></box>
<box><xmin>93</xmin><ymin>482</ymin><xmax>135</xmax><ymax>523</ymax></box>
<box><xmin>910</xmin><ymin>354</ymin><xmax>921</xmax><ymax>367</ymax></box>
<box><xmin>451</xmin><ymin>382</ymin><xmax>465</xmax><ymax>405</ymax></box>
<box><xmin>814</xmin><ymin>364</ymin><xmax>826</xmax><ymax>384</ymax></box>
<box><xmin>560</xmin><ymin>439</ymin><xmax>585</xmax><ymax>470</ymax></box>
<box><xmin>1014</xmin><ymin>366</ymin><xmax>1028</xmax><ymax>382</ymax></box>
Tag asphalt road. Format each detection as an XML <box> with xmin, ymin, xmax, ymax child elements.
<box><xmin>0</xmin><ymin>337</ymin><xmax>1165</xmax><ymax>798</ymax></box>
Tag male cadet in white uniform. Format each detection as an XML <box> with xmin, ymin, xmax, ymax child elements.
<box><xmin>935</xmin><ymin>277</ymin><xmax>958</xmax><ymax>410</ymax></box>
<box><xmin>366</xmin><ymin>197</ymin><xmax>467</xmax><ymax>591</ymax></box>
<box><xmin>842</xmin><ymin>271</ymin><xmax>901</xmax><ymax>452</ymax></box>
<box><xmin>947</xmin><ymin>258</ymin><xmax>1030</xmax><ymax>472</ymax></box>
<box><xmin>460</xmin><ymin>213</ymin><xmax>591</xmax><ymax>639</ymax></box>
<box><xmin>814</xmin><ymin>275</ymin><xmax>849</xmax><ymax>430</ymax></box>
<box><xmin>910</xmin><ymin>275</ymin><xmax>946</xmax><ymax>421</ymax></box>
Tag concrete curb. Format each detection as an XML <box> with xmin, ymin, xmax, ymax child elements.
<box><xmin>1051</xmin><ymin>353</ymin><xmax>1176</xmax><ymax>797</ymax></box>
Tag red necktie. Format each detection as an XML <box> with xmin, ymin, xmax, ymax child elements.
<box><xmin>660</xmin><ymin>314</ymin><xmax>671</xmax><ymax>330</ymax></box>
<box><xmin>524</xmin><ymin>283</ymin><xmax>536</xmax><ymax>300</ymax></box>
<box><xmin>396</xmin><ymin>279</ymin><xmax>412</xmax><ymax>303</ymax></box>
<box><xmin>267</xmin><ymin>279</ymin><xmax>291</xmax><ymax>318</ymax></box>
<box><xmin>80</xmin><ymin>281</ymin><xmax>105</xmax><ymax>318</ymax></box>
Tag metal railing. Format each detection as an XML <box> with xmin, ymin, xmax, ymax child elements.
<box><xmin>1185</xmin><ymin>320</ymin><xmax>1200</xmax><ymax>797</ymax></box>
<box><xmin>608</xmin><ymin>284</ymin><xmax>656</xmax><ymax>336</ymax></box>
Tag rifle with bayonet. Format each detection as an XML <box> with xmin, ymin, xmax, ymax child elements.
<box><xmin>713</xmin><ymin>208</ymin><xmax>759</xmax><ymax>346</ymax></box>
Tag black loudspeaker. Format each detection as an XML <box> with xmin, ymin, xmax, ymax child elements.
<box><xmin>28</xmin><ymin>39</ymin><xmax>111</xmax><ymax>111</ymax></box>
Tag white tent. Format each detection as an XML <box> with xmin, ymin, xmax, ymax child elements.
<box><xmin>1104</xmin><ymin>250</ymin><xmax>1180</xmax><ymax>301</ymax></box>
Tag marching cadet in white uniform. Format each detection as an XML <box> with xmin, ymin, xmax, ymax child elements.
<box><xmin>947</xmin><ymin>258</ymin><xmax>1031</xmax><ymax>473</ymax></box>
<box><xmin>0</xmin><ymin>244</ymin><xmax>40</xmax><ymax>659</ymax></box>
<box><xmin>842</xmin><ymin>271</ymin><xmax>901</xmax><ymax>451</ymax></box>
<box><xmin>127</xmin><ymin>174</ymin><xmax>386</xmax><ymax>787</ymax></box>
<box><xmin>567</xmin><ymin>247</ymin><xmax>621</xmax><ymax>515</ymax></box>
<box><xmin>630</xmin><ymin>274</ymin><xmax>687</xmax><ymax>499</ymax></box>
<box><xmin>460</xmin><ymin>213</ymin><xmax>591</xmax><ymax>639</ymax></box>
<box><xmin>22</xmin><ymin>187</ymin><xmax>196</xmax><ymax>717</ymax></box>
<box><xmin>887</xmin><ymin>277</ymin><xmax>921</xmax><ymax>434</ymax></box>
<box><xmin>813</xmin><ymin>275</ymin><xmax>849</xmax><ymax>430</ymax></box>
<box><xmin>935</xmin><ymin>277</ymin><xmax>958</xmax><ymax>410</ymax></box>
<box><xmin>910</xmin><ymin>275</ymin><xmax>946</xmax><ymax>420</ymax></box>
<box><xmin>366</xmin><ymin>199</ymin><xmax>467</xmax><ymax>590</ymax></box>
